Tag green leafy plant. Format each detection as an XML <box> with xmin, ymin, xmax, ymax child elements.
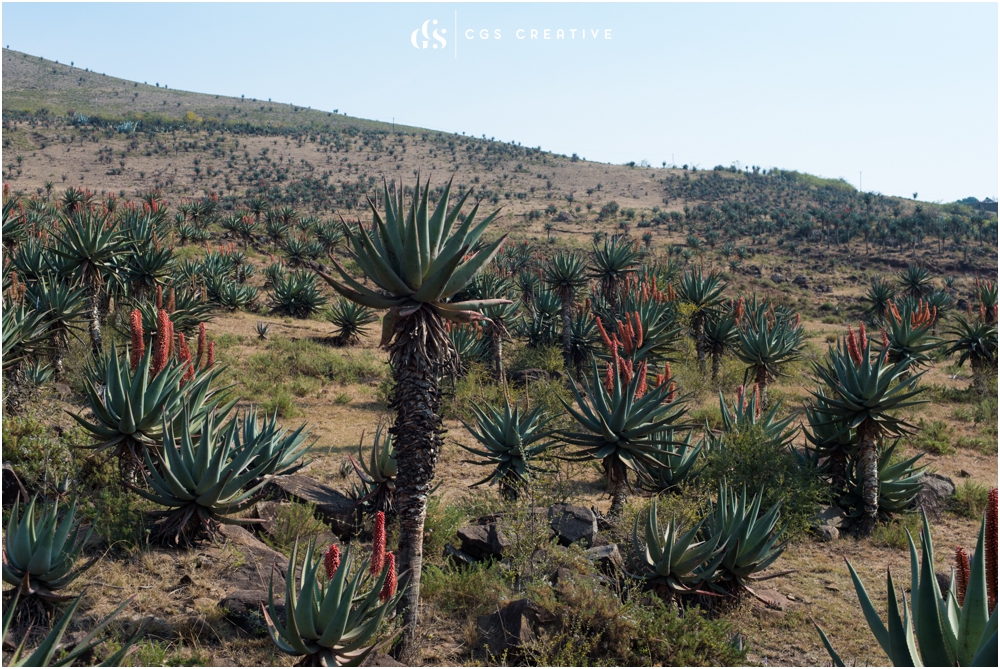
<box><xmin>328</xmin><ymin>298</ymin><xmax>378</xmax><ymax>346</ymax></box>
<box><xmin>2</xmin><ymin>496</ymin><xmax>96</xmax><ymax>602</ymax></box>
<box><xmin>349</xmin><ymin>420</ymin><xmax>397</xmax><ymax>515</ymax></box>
<box><xmin>459</xmin><ymin>398</ymin><xmax>555</xmax><ymax>499</ymax></box>
<box><xmin>263</xmin><ymin>538</ymin><xmax>403</xmax><ymax>666</ymax></box>
<box><xmin>270</xmin><ymin>270</ymin><xmax>328</xmax><ymax>318</ymax></box>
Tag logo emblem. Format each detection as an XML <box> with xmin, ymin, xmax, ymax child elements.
<box><xmin>411</xmin><ymin>19</ymin><xmax>447</xmax><ymax>49</ymax></box>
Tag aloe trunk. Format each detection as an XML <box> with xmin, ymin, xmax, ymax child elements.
<box><xmin>856</xmin><ymin>421</ymin><xmax>880</xmax><ymax>536</ymax></box>
<box><xmin>694</xmin><ymin>312</ymin><xmax>707</xmax><ymax>371</ymax></box>
<box><xmin>388</xmin><ymin>308</ymin><xmax>445</xmax><ymax>657</ymax></box>
<box><xmin>755</xmin><ymin>366</ymin><xmax>769</xmax><ymax>409</ymax></box>
<box><xmin>86</xmin><ymin>291</ymin><xmax>102</xmax><ymax>355</ymax></box>
<box><xmin>560</xmin><ymin>295</ymin><xmax>573</xmax><ymax>367</ymax></box>
<box><xmin>607</xmin><ymin>461</ymin><xmax>628</xmax><ymax>520</ymax></box>
<box><xmin>711</xmin><ymin>348</ymin><xmax>722</xmax><ymax>381</ymax></box>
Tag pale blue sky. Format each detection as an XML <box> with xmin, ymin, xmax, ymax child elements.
<box><xmin>3</xmin><ymin>2</ymin><xmax>997</xmax><ymax>202</ymax></box>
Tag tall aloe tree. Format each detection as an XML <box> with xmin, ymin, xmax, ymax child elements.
<box><xmin>544</xmin><ymin>251</ymin><xmax>589</xmax><ymax>367</ymax></box>
<box><xmin>811</xmin><ymin>325</ymin><xmax>926</xmax><ymax>536</ymax></box>
<box><xmin>314</xmin><ymin>176</ymin><xmax>507</xmax><ymax>652</ymax></box>
<box><xmin>677</xmin><ymin>268</ymin><xmax>726</xmax><ymax>371</ymax></box>
<box><xmin>734</xmin><ymin>308</ymin><xmax>803</xmax><ymax>408</ymax></box>
<box><xmin>589</xmin><ymin>235</ymin><xmax>639</xmax><ymax>315</ymax></box>
<box><xmin>50</xmin><ymin>209</ymin><xmax>128</xmax><ymax>354</ymax></box>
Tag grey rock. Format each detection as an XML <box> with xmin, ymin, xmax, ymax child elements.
<box><xmin>815</xmin><ymin>525</ymin><xmax>839</xmax><ymax>542</ymax></box>
<box><xmin>444</xmin><ymin>542</ymin><xmax>478</xmax><ymax>567</ymax></box>
<box><xmin>914</xmin><ymin>473</ymin><xmax>955</xmax><ymax>517</ymax></box>
<box><xmin>216</xmin><ymin>524</ymin><xmax>291</xmax><ymax>592</ymax></box>
<box><xmin>219</xmin><ymin>589</ymin><xmax>283</xmax><ymax>637</ymax></box>
<box><xmin>263</xmin><ymin>474</ymin><xmax>358</xmax><ymax>536</ymax></box>
<box><xmin>362</xmin><ymin>653</ymin><xmax>404</xmax><ymax>667</ymax></box>
<box><xmin>793</xmin><ymin>275</ymin><xmax>809</xmax><ymax>288</ymax></box>
<box><xmin>585</xmin><ymin>544</ymin><xmax>624</xmax><ymax>574</ymax></box>
<box><xmin>548</xmin><ymin>504</ymin><xmax>598</xmax><ymax>548</ymax></box>
<box><xmin>457</xmin><ymin>524</ymin><xmax>510</xmax><ymax>560</ymax></box>
<box><xmin>770</xmin><ymin>273</ymin><xmax>787</xmax><ymax>284</ymax></box>
<box><xmin>475</xmin><ymin>599</ymin><xmax>556</xmax><ymax>660</ymax></box>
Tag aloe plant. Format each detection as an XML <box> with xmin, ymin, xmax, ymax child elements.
<box><xmin>865</xmin><ymin>278</ymin><xmax>897</xmax><ymax>322</ymax></box>
<box><xmin>133</xmin><ymin>404</ymin><xmax>304</xmax><ymax>546</ymax></box>
<box><xmin>313</xmin><ymin>176</ymin><xmax>507</xmax><ymax>647</ymax></box>
<box><xmin>544</xmin><ymin>251</ymin><xmax>589</xmax><ymax>366</ymax></box>
<box><xmin>2</xmin><ymin>590</ymin><xmax>147</xmax><ymax>667</ymax></box>
<box><xmin>349</xmin><ymin>421</ymin><xmax>397</xmax><ymax>515</ymax></box>
<box><xmin>703</xmin><ymin>480</ymin><xmax>788</xmax><ymax>595</ymax></box>
<box><xmin>945</xmin><ymin>314</ymin><xmax>998</xmax><ymax>393</ymax></box>
<box><xmin>677</xmin><ymin>268</ymin><xmax>726</xmax><ymax>371</ymax></box>
<box><xmin>630</xmin><ymin>497</ymin><xmax>724</xmax><ymax>596</ymax></box>
<box><xmin>638</xmin><ymin>429</ymin><xmax>703</xmax><ymax>493</ymax></box>
<box><xmin>590</xmin><ymin>235</ymin><xmax>639</xmax><ymax>314</ymax></box>
<box><xmin>560</xmin><ymin>358</ymin><xmax>688</xmax><ymax>518</ymax></box>
<box><xmin>459</xmin><ymin>399</ymin><xmax>555</xmax><ymax>499</ymax></box>
<box><xmin>328</xmin><ymin>297</ymin><xmax>378</xmax><ymax>346</ymax></box>
<box><xmin>270</xmin><ymin>270</ymin><xmax>327</xmax><ymax>318</ymax></box>
<box><xmin>263</xmin><ymin>538</ymin><xmax>403</xmax><ymax>666</ymax></box>
<box><xmin>2</xmin><ymin>497</ymin><xmax>96</xmax><ymax>602</ymax></box>
<box><xmin>815</xmin><ymin>506</ymin><xmax>998</xmax><ymax>666</ymax></box>
<box><xmin>710</xmin><ymin>385</ymin><xmax>798</xmax><ymax>451</ymax></box>
<box><xmin>879</xmin><ymin>299</ymin><xmax>939</xmax><ymax>372</ymax></box>
<box><xmin>734</xmin><ymin>308</ymin><xmax>803</xmax><ymax>408</ymax></box>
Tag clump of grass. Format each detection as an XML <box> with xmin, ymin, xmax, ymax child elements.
<box><xmin>507</xmin><ymin>343</ymin><xmax>565</xmax><ymax>374</ymax></box>
<box><xmin>870</xmin><ymin>513</ymin><xmax>923</xmax><ymax>549</ymax></box>
<box><xmin>909</xmin><ymin>419</ymin><xmax>954</xmax><ymax>455</ymax></box>
<box><xmin>261</xmin><ymin>501</ymin><xmax>328</xmax><ymax>554</ymax></box>
<box><xmin>333</xmin><ymin>392</ymin><xmax>352</xmax><ymax>405</ymax></box>
<box><xmin>951</xmin><ymin>481</ymin><xmax>990</xmax><ymax>519</ymax></box>
<box><xmin>422</xmin><ymin>562</ymin><xmax>511</xmax><ymax>616</ymax></box>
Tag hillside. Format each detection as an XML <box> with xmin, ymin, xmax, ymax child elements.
<box><xmin>2</xmin><ymin>48</ymin><xmax>998</xmax><ymax>669</ymax></box>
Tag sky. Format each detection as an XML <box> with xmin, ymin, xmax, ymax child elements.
<box><xmin>2</xmin><ymin>2</ymin><xmax>997</xmax><ymax>203</ymax></box>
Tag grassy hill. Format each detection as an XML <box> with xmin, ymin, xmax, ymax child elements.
<box><xmin>2</xmin><ymin>48</ymin><xmax>998</xmax><ymax>668</ymax></box>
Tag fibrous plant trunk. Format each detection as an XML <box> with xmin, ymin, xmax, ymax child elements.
<box><xmin>51</xmin><ymin>330</ymin><xmax>68</xmax><ymax>380</ymax></box>
<box><xmin>711</xmin><ymin>347</ymin><xmax>722</xmax><ymax>382</ymax></box>
<box><xmin>755</xmin><ymin>365</ymin><xmax>770</xmax><ymax>409</ymax></box>
<box><xmin>560</xmin><ymin>291</ymin><xmax>573</xmax><ymax>369</ymax></box>
<box><xmin>87</xmin><ymin>290</ymin><xmax>103</xmax><ymax>355</ymax></box>
<box><xmin>606</xmin><ymin>460</ymin><xmax>628</xmax><ymax>520</ymax></box>
<box><xmin>855</xmin><ymin>420</ymin><xmax>879</xmax><ymax>537</ymax></box>
<box><xmin>694</xmin><ymin>312</ymin><xmax>707</xmax><ymax>372</ymax></box>
<box><xmin>387</xmin><ymin>306</ymin><xmax>451</xmax><ymax>660</ymax></box>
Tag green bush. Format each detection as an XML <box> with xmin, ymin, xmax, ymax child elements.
<box><xmin>870</xmin><ymin>513</ymin><xmax>923</xmax><ymax>550</ymax></box>
<box><xmin>700</xmin><ymin>423</ymin><xmax>827</xmax><ymax>540</ymax></box>
<box><xmin>909</xmin><ymin>419</ymin><xmax>954</xmax><ymax>455</ymax></box>
<box><xmin>2</xmin><ymin>415</ymin><xmax>79</xmax><ymax>492</ymax></box>
<box><xmin>261</xmin><ymin>501</ymin><xmax>328</xmax><ymax>554</ymax></box>
<box><xmin>951</xmin><ymin>480</ymin><xmax>990</xmax><ymax>519</ymax></box>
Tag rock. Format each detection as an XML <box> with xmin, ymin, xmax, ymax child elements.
<box><xmin>914</xmin><ymin>473</ymin><xmax>955</xmax><ymax>517</ymax></box>
<box><xmin>957</xmin><ymin>298</ymin><xmax>969</xmax><ymax>311</ymax></box>
<box><xmin>746</xmin><ymin>265</ymin><xmax>763</xmax><ymax>278</ymax></box>
<box><xmin>548</xmin><ymin>504</ymin><xmax>598</xmax><ymax>548</ymax></box>
<box><xmin>216</xmin><ymin>524</ymin><xmax>291</xmax><ymax>592</ymax></box>
<box><xmin>263</xmin><ymin>474</ymin><xmax>358</xmax><ymax>536</ymax></box>
<box><xmin>813</xmin><ymin>505</ymin><xmax>848</xmax><ymax>541</ymax></box>
<box><xmin>219</xmin><ymin>590</ymin><xmax>282</xmax><ymax>637</ymax></box>
<box><xmin>362</xmin><ymin>653</ymin><xmax>404</xmax><ymax>667</ymax></box>
<box><xmin>753</xmin><ymin>589</ymin><xmax>786</xmax><ymax>611</ymax></box>
<box><xmin>585</xmin><ymin>544</ymin><xmax>623</xmax><ymax>574</ymax></box>
<box><xmin>959</xmin><ymin>469</ymin><xmax>971</xmax><ymax>478</ymax></box>
<box><xmin>444</xmin><ymin>542</ymin><xmax>478</xmax><ymax>567</ymax></box>
<box><xmin>550</xmin><ymin>566</ymin><xmax>573</xmax><ymax>585</ymax></box>
<box><xmin>936</xmin><ymin>571</ymin><xmax>951</xmax><ymax>598</ymax></box>
<box><xmin>475</xmin><ymin>599</ymin><xmax>556</xmax><ymax>660</ymax></box>
<box><xmin>457</xmin><ymin>524</ymin><xmax>510</xmax><ymax>560</ymax></box>
<box><xmin>815</xmin><ymin>284</ymin><xmax>833</xmax><ymax>294</ymax></box>
<box><xmin>771</xmin><ymin>273</ymin><xmax>787</xmax><ymax>284</ymax></box>
<box><xmin>793</xmin><ymin>275</ymin><xmax>809</xmax><ymax>288</ymax></box>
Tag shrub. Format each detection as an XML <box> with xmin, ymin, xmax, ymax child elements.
<box><xmin>950</xmin><ymin>480</ymin><xmax>990</xmax><ymax>519</ymax></box>
<box><xmin>908</xmin><ymin>419</ymin><xmax>954</xmax><ymax>454</ymax></box>
<box><xmin>701</xmin><ymin>423</ymin><xmax>827</xmax><ymax>540</ymax></box>
<box><xmin>261</xmin><ymin>502</ymin><xmax>328</xmax><ymax>554</ymax></box>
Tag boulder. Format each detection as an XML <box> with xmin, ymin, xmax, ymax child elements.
<box><xmin>219</xmin><ymin>589</ymin><xmax>283</xmax><ymax>637</ymax></box>
<box><xmin>444</xmin><ymin>543</ymin><xmax>478</xmax><ymax>567</ymax></box>
<box><xmin>548</xmin><ymin>504</ymin><xmax>598</xmax><ymax>548</ymax></box>
<box><xmin>585</xmin><ymin>544</ymin><xmax>624</xmax><ymax>574</ymax></box>
<box><xmin>475</xmin><ymin>599</ymin><xmax>556</xmax><ymax>660</ymax></box>
<box><xmin>457</xmin><ymin>524</ymin><xmax>510</xmax><ymax>560</ymax></box>
<box><xmin>813</xmin><ymin>505</ymin><xmax>848</xmax><ymax>541</ymax></box>
<box><xmin>362</xmin><ymin>653</ymin><xmax>404</xmax><ymax>667</ymax></box>
<box><xmin>914</xmin><ymin>473</ymin><xmax>955</xmax><ymax>517</ymax></box>
<box><xmin>263</xmin><ymin>475</ymin><xmax>358</xmax><ymax>536</ymax></box>
<box><xmin>770</xmin><ymin>273</ymin><xmax>787</xmax><ymax>284</ymax></box>
<box><xmin>216</xmin><ymin>524</ymin><xmax>291</xmax><ymax>592</ymax></box>
<box><xmin>793</xmin><ymin>275</ymin><xmax>809</xmax><ymax>288</ymax></box>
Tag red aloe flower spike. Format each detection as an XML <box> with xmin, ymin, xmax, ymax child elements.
<box><xmin>166</xmin><ymin>317</ymin><xmax>175</xmax><ymax>360</ymax></box>
<box><xmin>663</xmin><ymin>362</ymin><xmax>671</xmax><ymax>382</ymax></box>
<box><xmin>635</xmin><ymin>361</ymin><xmax>647</xmax><ymax>399</ymax></box>
<box><xmin>371</xmin><ymin>511</ymin><xmax>386</xmax><ymax>576</ymax></box>
<box><xmin>129</xmin><ymin>309</ymin><xmax>145</xmax><ymax>371</ymax></box>
<box><xmin>655</xmin><ymin>373</ymin><xmax>665</xmax><ymax>387</ymax></box>
<box><xmin>167</xmin><ymin>287</ymin><xmax>176</xmax><ymax>314</ymax></box>
<box><xmin>734</xmin><ymin>297</ymin><xmax>745</xmax><ymax>321</ymax></box>
<box><xmin>859</xmin><ymin>322</ymin><xmax>868</xmax><ymax>353</ymax></box>
<box><xmin>151</xmin><ymin>309</ymin><xmax>171</xmax><ymax>377</ymax></box>
<box><xmin>206</xmin><ymin>341</ymin><xmax>216</xmax><ymax>368</ymax></box>
<box><xmin>955</xmin><ymin>546</ymin><xmax>971</xmax><ymax>606</ymax></box>
<box><xmin>596</xmin><ymin>317</ymin><xmax>613</xmax><ymax>350</ymax></box>
<box><xmin>632</xmin><ymin>312</ymin><xmax>644</xmax><ymax>350</ymax></box>
<box><xmin>379</xmin><ymin>552</ymin><xmax>397</xmax><ymax>602</ymax></box>
<box><xmin>621</xmin><ymin>359</ymin><xmax>634</xmax><ymax>385</ymax></box>
<box><xmin>605</xmin><ymin>363</ymin><xmax>615</xmax><ymax>393</ymax></box>
<box><xmin>666</xmin><ymin>381</ymin><xmax>676</xmax><ymax>404</ymax></box>
<box><xmin>846</xmin><ymin>325</ymin><xmax>862</xmax><ymax>366</ymax></box>
<box><xmin>196</xmin><ymin>323</ymin><xmax>207</xmax><ymax>368</ymax></box>
<box><xmin>183</xmin><ymin>363</ymin><xmax>195</xmax><ymax>385</ymax></box>
<box><xmin>324</xmin><ymin>544</ymin><xmax>341</xmax><ymax>580</ymax></box>
<box><xmin>794</xmin><ymin>312</ymin><xmax>800</xmax><ymax>328</ymax></box>
<box><xmin>737</xmin><ymin>385</ymin><xmax>746</xmax><ymax>412</ymax></box>
<box><xmin>987</xmin><ymin>488</ymin><xmax>997</xmax><ymax>612</ymax></box>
